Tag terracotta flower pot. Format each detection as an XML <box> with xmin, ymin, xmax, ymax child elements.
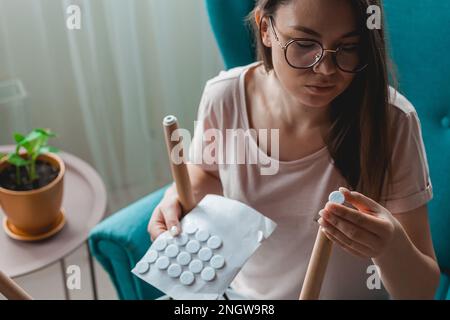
<box><xmin>0</xmin><ymin>153</ymin><xmax>65</xmax><ymax>236</ymax></box>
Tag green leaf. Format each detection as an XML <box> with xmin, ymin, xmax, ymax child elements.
<box><xmin>17</xmin><ymin>131</ymin><xmax>41</xmax><ymax>156</ymax></box>
<box><xmin>13</xmin><ymin>132</ymin><xmax>25</xmax><ymax>144</ymax></box>
<box><xmin>35</xmin><ymin>128</ymin><xmax>56</xmax><ymax>138</ymax></box>
<box><xmin>23</xmin><ymin>130</ymin><xmax>43</xmax><ymax>143</ymax></box>
<box><xmin>39</xmin><ymin>146</ymin><xmax>59</xmax><ymax>154</ymax></box>
<box><xmin>23</xmin><ymin>130</ymin><xmax>48</xmax><ymax>157</ymax></box>
<box><xmin>7</xmin><ymin>153</ymin><xmax>29</xmax><ymax>167</ymax></box>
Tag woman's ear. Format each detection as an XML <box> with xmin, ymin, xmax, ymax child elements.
<box><xmin>255</xmin><ymin>8</ymin><xmax>272</xmax><ymax>47</ymax></box>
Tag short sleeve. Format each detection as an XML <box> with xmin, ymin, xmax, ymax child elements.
<box><xmin>381</xmin><ymin>109</ymin><xmax>433</xmax><ymax>214</ymax></box>
<box><xmin>187</xmin><ymin>87</ymin><xmax>220</xmax><ymax>172</ymax></box>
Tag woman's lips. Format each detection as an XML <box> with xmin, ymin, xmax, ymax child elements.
<box><xmin>304</xmin><ymin>85</ymin><xmax>336</xmax><ymax>95</ymax></box>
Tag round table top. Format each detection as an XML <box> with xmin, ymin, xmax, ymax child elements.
<box><xmin>0</xmin><ymin>145</ymin><xmax>107</xmax><ymax>277</ymax></box>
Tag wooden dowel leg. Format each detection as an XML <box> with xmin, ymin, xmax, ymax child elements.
<box><xmin>299</xmin><ymin>228</ymin><xmax>333</xmax><ymax>300</ymax></box>
<box><xmin>163</xmin><ymin>115</ymin><xmax>196</xmax><ymax>214</ymax></box>
<box><xmin>0</xmin><ymin>270</ymin><xmax>33</xmax><ymax>300</ymax></box>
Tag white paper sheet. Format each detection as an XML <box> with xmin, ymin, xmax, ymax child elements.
<box><xmin>132</xmin><ymin>194</ymin><xmax>277</xmax><ymax>300</ymax></box>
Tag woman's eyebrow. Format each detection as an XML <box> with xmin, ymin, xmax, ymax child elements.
<box><xmin>288</xmin><ymin>25</ymin><xmax>360</xmax><ymax>39</ymax></box>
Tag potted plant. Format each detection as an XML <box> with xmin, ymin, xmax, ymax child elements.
<box><xmin>0</xmin><ymin>128</ymin><xmax>65</xmax><ymax>240</ymax></box>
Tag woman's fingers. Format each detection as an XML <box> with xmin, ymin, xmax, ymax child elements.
<box><xmin>318</xmin><ymin>217</ymin><xmax>377</xmax><ymax>257</ymax></box>
<box><xmin>148</xmin><ymin>197</ymin><xmax>183</xmax><ymax>241</ymax></box>
<box><xmin>148</xmin><ymin>207</ymin><xmax>167</xmax><ymax>241</ymax></box>
<box><xmin>318</xmin><ymin>188</ymin><xmax>397</xmax><ymax>259</ymax></box>
<box><xmin>338</xmin><ymin>187</ymin><xmax>380</xmax><ymax>213</ymax></box>
<box><xmin>321</xmin><ymin>210</ymin><xmax>382</xmax><ymax>252</ymax></box>
<box><xmin>160</xmin><ymin>201</ymin><xmax>182</xmax><ymax>235</ymax></box>
<box><xmin>323</xmin><ymin>203</ymin><xmax>388</xmax><ymax>237</ymax></box>
<box><xmin>320</xmin><ymin>227</ymin><xmax>366</xmax><ymax>258</ymax></box>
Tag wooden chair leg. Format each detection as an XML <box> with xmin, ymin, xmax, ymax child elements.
<box><xmin>0</xmin><ymin>270</ymin><xmax>33</xmax><ymax>300</ymax></box>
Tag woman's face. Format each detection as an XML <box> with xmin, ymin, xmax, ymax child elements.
<box><xmin>261</xmin><ymin>0</ymin><xmax>360</xmax><ymax>108</ymax></box>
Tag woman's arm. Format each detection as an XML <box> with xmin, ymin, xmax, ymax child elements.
<box><xmin>318</xmin><ymin>187</ymin><xmax>440</xmax><ymax>299</ymax></box>
<box><xmin>372</xmin><ymin>205</ymin><xmax>440</xmax><ymax>299</ymax></box>
<box><xmin>187</xmin><ymin>163</ymin><xmax>223</xmax><ymax>202</ymax></box>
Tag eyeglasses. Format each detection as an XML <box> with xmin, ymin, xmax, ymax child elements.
<box><xmin>268</xmin><ymin>17</ymin><xmax>368</xmax><ymax>73</ymax></box>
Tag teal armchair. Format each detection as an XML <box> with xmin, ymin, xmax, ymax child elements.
<box><xmin>89</xmin><ymin>0</ymin><xmax>450</xmax><ymax>300</ymax></box>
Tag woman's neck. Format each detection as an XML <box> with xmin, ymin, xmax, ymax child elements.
<box><xmin>265</xmin><ymin>69</ymin><xmax>331</xmax><ymax>132</ymax></box>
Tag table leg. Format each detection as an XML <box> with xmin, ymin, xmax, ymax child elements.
<box><xmin>59</xmin><ymin>258</ymin><xmax>70</xmax><ymax>300</ymax></box>
<box><xmin>86</xmin><ymin>241</ymin><xmax>98</xmax><ymax>300</ymax></box>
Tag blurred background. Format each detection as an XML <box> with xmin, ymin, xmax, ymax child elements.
<box><xmin>0</xmin><ymin>0</ymin><xmax>224</xmax><ymax>299</ymax></box>
<box><xmin>0</xmin><ymin>0</ymin><xmax>224</xmax><ymax>212</ymax></box>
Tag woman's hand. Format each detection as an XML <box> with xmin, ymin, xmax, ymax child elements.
<box><xmin>318</xmin><ymin>187</ymin><xmax>401</xmax><ymax>259</ymax></box>
<box><xmin>147</xmin><ymin>165</ymin><xmax>223</xmax><ymax>242</ymax></box>
<box><xmin>147</xmin><ymin>185</ymin><xmax>183</xmax><ymax>241</ymax></box>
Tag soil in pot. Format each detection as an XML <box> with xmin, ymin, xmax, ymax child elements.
<box><xmin>0</xmin><ymin>160</ymin><xmax>60</xmax><ymax>191</ymax></box>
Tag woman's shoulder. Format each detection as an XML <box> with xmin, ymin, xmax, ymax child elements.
<box><xmin>388</xmin><ymin>86</ymin><xmax>425</xmax><ymax>144</ymax></box>
<box><xmin>198</xmin><ymin>62</ymin><xmax>261</xmax><ymax>127</ymax></box>
<box><xmin>388</xmin><ymin>86</ymin><xmax>422</xmax><ymax>129</ymax></box>
<box><xmin>388</xmin><ymin>86</ymin><xmax>418</xmax><ymax>117</ymax></box>
<box><xmin>203</xmin><ymin>62</ymin><xmax>260</xmax><ymax>102</ymax></box>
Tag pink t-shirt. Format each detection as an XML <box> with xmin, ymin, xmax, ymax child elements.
<box><xmin>188</xmin><ymin>61</ymin><xmax>433</xmax><ymax>299</ymax></box>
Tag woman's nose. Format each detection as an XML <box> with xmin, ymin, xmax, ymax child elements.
<box><xmin>312</xmin><ymin>51</ymin><xmax>337</xmax><ymax>76</ymax></box>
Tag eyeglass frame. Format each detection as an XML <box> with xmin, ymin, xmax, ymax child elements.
<box><xmin>267</xmin><ymin>16</ymin><xmax>368</xmax><ymax>73</ymax></box>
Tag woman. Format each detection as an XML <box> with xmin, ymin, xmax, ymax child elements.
<box><xmin>148</xmin><ymin>0</ymin><xmax>440</xmax><ymax>299</ymax></box>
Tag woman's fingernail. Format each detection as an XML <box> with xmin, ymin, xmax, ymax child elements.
<box><xmin>318</xmin><ymin>217</ymin><xmax>324</xmax><ymax>225</ymax></box>
<box><xmin>325</xmin><ymin>202</ymin><xmax>336</xmax><ymax>212</ymax></box>
<box><xmin>339</xmin><ymin>187</ymin><xmax>349</xmax><ymax>192</ymax></box>
<box><xmin>170</xmin><ymin>225</ymin><xmax>179</xmax><ymax>236</ymax></box>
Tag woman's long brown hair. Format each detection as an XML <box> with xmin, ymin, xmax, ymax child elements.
<box><xmin>248</xmin><ymin>0</ymin><xmax>395</xmax><ymax>202</ymax></box>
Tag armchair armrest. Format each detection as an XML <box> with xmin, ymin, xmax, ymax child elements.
<box><xmin>88</xmin><ymin>185</ymin><xmax>170</xmax><ymax>300</ymax></box>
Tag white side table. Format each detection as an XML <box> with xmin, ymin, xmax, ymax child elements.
<box><xmin>0</xmin><ymin>145</ymin><xmax>107</xmax><ymax>299</ymax></box>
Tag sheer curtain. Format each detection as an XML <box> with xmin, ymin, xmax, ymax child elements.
<box><xmin>0</xmin><ymin>0</ymin><xmax>224</xmax><ymax>209</ymax></box>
